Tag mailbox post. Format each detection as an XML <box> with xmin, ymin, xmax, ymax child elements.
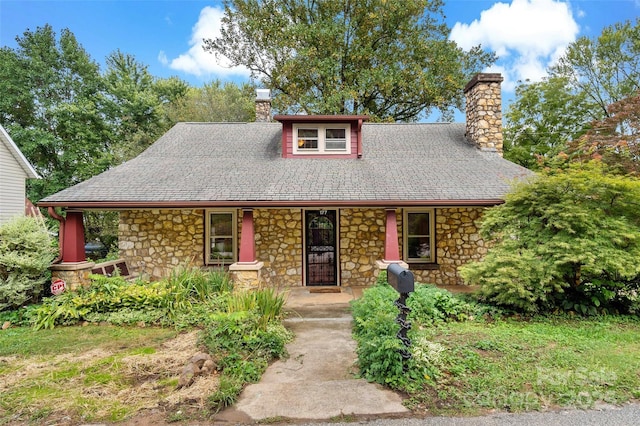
<box><xmin>386</xmin><ymin>263</ymin><xmax>415</xmax><ymax>370</ymax></box>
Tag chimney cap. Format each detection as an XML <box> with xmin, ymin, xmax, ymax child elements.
<box><xmin>256</xmin><ymin>89</ymin><xmax>271</xmax><ymax>100</ymax></box>
<box><xmin>464</xmin><ymin>73</ymin><xmax>503</xmax><ymax>93</ymax></box>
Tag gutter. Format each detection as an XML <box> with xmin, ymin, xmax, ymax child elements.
<box><xmin>38</xmin><ymin>199</ymin><xmax>506</xmax><ymax>210</ymax></box>
<box><xmin>47</xmin><ymin>207</ymin><xmax>65</xmax><ymax>264</ymax></box>
<box><xmin>357</xmin><ymin>118</ymin><xmax>363</xmax><ymax>158</ymax></box>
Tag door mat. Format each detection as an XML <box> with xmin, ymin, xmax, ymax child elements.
<box><xmin>309</xmin><ymin>287</ymin><xmax>342</xmax><ymax>294</ymax></box>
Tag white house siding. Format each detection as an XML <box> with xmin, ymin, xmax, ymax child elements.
<box><xmin>0</xmin><ymin>139</ymin><xmax>29</xmax><ymax>224</ymax></box>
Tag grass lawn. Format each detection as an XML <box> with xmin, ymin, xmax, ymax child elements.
<box><xmin>411</xmin><ymin>316</ymin><xmax>640</xmax><ymax>415</ymax></box>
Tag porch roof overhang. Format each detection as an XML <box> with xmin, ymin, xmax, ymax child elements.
<box><xmin>38</xmin><ymin>198</ymin><xmax>505</xmax><ymax>210</ymax></box>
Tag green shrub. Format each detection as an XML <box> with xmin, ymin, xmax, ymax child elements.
<box><xmin>351</xmin><ymin>276</ymin><xmax>486</xmax><ymax>391</ymax></box>
<box><xmin>409</xmin><ymin>284</ymin><xmax>476</xmax><ymax>324</ymax></box>
<box><xmin>460</xmin><ymin>163</ymin><xmax>640</xmax><ymax>314</ymax></box>
<box><xmin>0</xmin><ymin>216</ymin><xmax>56</xmax><ymax>311</ymax></box>
<box><xmin>30</xmin><ymin>268</ymin><xmax>235</xmax><ymax>329</ymax></box>
<box><xmin>202</xmin><ymin>305</ymin><xmax>292</xmax><ymax>411</ymax></box>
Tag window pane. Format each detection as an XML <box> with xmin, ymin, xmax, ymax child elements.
<box><xmin>408</xmin><ymin>212</ymin><xmax>430</xmax><ymax>236</ymax></box>
<box><xmin>211</xmin><ymin>213</ymin><xmax>232</xmax><ymax>236</ymax></box>
<box><xmin>408</xmin><ymin>237</ymin><xmax>431</xmax><ymax>259</ymax></box>
<box><xmin>298</xmin><ymin>138</ymin><xmax>318</xmax><ymax>149</ymax></box>
<box><xmin>326</xmin><ymin>128</ymin><xmax>345</xmax><ymax>139</ymax></box>
<box><xmin>298</xmin><ymin>129</ymin><xmax>318</xmax><ymax>138</ymax></box>
<box><xmin>325</xmin><ymin>140</ymin><xmax>346</xmax><ymax>150</ymax></box>
<box><xmin>210</xmin><ymin>237</ymin><xmax>233</xmax><ymax>261</ymax></box>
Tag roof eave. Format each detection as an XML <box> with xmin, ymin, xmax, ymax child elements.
<box><xmin>38</xmin><ymin>199</ymin><xmax>505</xmax><ymax>210</ymax></box>
<box><xmin>0</xmin><ymin>125</ymin><xmax>40</xmax><ymax>179</ymax></box>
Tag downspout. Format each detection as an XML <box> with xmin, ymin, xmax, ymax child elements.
<box><xmin>357</xmin><ymin>118</ymin><xmax>363</xmax><ymax>158</ymax></box>
<box><xmin>48</xmin><ymin>207</ymin><xmax>65</xmax><ymax>264</ymax></box>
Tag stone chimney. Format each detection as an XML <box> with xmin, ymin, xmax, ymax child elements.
<box><xmin>255</xmin><ymin>89</ymin><xmax>271</xmax><ymax>122</ymax></box>
<box><xmin>463</xmin><ymin>73</ymin><xmax>503</xmax><ymax>155</ymax></box>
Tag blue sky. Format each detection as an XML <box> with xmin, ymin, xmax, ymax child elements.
<box><xmin>1</xmin><ymin>0</ymin><xmax>638</xmax><ymax>115</ymax></box>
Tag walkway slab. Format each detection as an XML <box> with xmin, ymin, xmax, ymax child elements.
<box><xmin>232</xmin><ymin>291</ymin><xmax>408</xmax><ymax>422</ymax></box>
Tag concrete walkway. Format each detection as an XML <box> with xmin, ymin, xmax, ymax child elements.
<box><xmin>219</xmin><ymin>286</ymin><xmax>408</xmax><ymax>423</ymax></box>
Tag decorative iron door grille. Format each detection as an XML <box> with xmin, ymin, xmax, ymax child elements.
<box><xmin>305</xmin><ymin>210</ymin><xmax>337</xmax><ymax>286</ymax></box>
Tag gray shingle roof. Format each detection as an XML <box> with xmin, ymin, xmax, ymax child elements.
<box><xmin>40</xmin><ymin>122</ymin><xmax>532</xmax><ymax>206</ymax></box>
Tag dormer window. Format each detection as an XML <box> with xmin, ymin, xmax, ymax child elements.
<box><xmin>294</xmin><ymin>124</ymin><xmax>350</xmax><ymax>154</ymax></box>
<box><xmin>274</xmin><ymin>114</ymin><xmax>368</xmax><ymax>159</ymax></box>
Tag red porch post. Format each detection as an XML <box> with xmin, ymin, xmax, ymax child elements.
<box><xmin>383</xmin><ymin>208</ymin><xmax>401</xmax><ymax>262</ymax></box>
<box><xmin>230</xmin><ymin>209</ymin><xmax>264</xmax><ymax>289</ymax></box>
<box><xmin>238</xmin><ymin>209</ymin><xmax>256</xmax><ymax>263</ymax></box>
<box><xmin>62</xmin><ymin>210</ymin><xmax>86</xmax><ymax>263</ymax></box>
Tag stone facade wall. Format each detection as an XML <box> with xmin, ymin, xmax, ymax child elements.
<box><xmin>116</xmin><ymin>207</ymin><xmax>486</xmax><ymax>287</ymax></box>
<box><xmin>464</xmin><ymin>73</ymin><xmax>503</xmax><ymax>155</ymax></box>
<box><xmin>410</xmin><ymin>207</ymin><xmax>486</xmax><ymax>286</ymax></box>
<box><xmin>119</xmin><ymin>209</ymin><xmax>205</xmax><ymax>279</ymax></box>
<box><xmin>339</xmin><ymin>208</ymin><xmax>388</xmax><ymax>286</ymax></box>
<box><xmin>253</xmin><ymin>209</ymin><xmax>303</xmax><ymax>287</ymax></box>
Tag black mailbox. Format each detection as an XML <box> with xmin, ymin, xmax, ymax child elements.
<box><xmin>387</xmin><ymin>263</ymin><xmax>415</xmax><ymax>294</ymax></box>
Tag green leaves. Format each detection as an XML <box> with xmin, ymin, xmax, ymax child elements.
<box><xmin>505</xmin><ymin>19</ymin><xmax>640</xmax><ymax>169</ymax></box>
<box><xmin>460</xmin><ymin>163</ymin><xmax>640</xmax><ymax>313</ymax></box>
<box><xmin>0</xmin><ymin>217</ymin><xmax>56</xmax><ymax>311</ymax></box>
<box><xmin>205</xmin><ymin>0</ymin><xmax>495</xmax><ymax>121</ymax></box>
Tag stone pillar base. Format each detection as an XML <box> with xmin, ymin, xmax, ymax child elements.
<box><xmin>375</xmin><ymin>260</ymin><xmax>409</xmax><ymax>270</ymax></box>
<box><xmin>50</xmin><ymin>261</ymin><xmax>96</xmax><ymax>291</ymax></box>
<box><xmin>229</xmin><ymin>261</ymin><xmax>265</xmax><ymax>290</ymax></box>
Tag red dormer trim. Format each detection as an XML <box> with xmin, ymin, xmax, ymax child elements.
<box><xmin>274</xmin><ymin>115</ymin><xmax>369</xmax><ymax>159</ymax></box>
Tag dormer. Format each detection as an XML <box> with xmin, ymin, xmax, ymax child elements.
<box><xmin>274</xmin><ymin>115</ymin><xmax>369</xmax><ymax>159</ymax></box>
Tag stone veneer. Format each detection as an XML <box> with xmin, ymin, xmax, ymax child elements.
<box><xmin>339</xmin><ymin>208</ymin><xmax>387</xmax><ymax>286</ymax></box>
<box><xmin>119</xmin><ymin>209</ymin><xmax>205</xmax><ymax>279</ymax></box>
<box><xmin>255</xmin><ymin>99</ymin><xmax>271</xmax><ymax>122</ymax></box>
<box><xmin>253</xmin><ymin>209</ymin><xmax>303</xmax><ymax>287</ymax></box>
<box><xmin>50</xmin><ymin>262</ymin><xmax>95</xmax><ymax>291</ymax></box>
<box><xmin>117</xmin><ymin>207</ymin><xmax>487</xmax><ymax>287</ymax></box>
<box><xmin>464</xmin><ymin>73</ymin><xmax>503</xmax><ymax>155</ymax></box>
<box><xmin>409</xmin><ymin>207</ymin><xmax>487</xmax><ymax>286</ymax></box>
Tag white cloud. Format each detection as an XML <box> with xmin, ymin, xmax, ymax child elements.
<box><xmin>450</xmin><ymin>0</ymin><xmax>579</xmax><ymax>91</ymax></box>
<box><xmin>162</xmin><ymin>6</ymin><xmax>250</xmax><ymax>79</ymax></box>
<box><xmin>158</xmin><ymin>51</ymin><xmax>168</xmax><ymax>66</ymax></box>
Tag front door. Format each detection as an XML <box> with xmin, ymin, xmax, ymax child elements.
<box><xmin>305</xmin><ymin>210</ymin><xmax>337</xmax><ymax>286</ymax></box>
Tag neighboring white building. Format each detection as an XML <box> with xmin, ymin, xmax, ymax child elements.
<box><xmin>0</xmin><ymin>124</ymin><xmax>39</xmax><ymax>225</ymax></box>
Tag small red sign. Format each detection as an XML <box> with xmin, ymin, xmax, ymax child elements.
<box><xmin>51</xmin><ymin>278</ymin><xmax>66</xmax><ymax>296</ymax></box>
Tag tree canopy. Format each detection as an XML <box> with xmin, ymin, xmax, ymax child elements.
<box><xmin>0</xmin><ymin>25</ymin><xmax>113</xmax><ymax>203</ymax></box>
<box><xmin>504</xmin><ymin>18</ymin><xmax>640</xmax><ymax>168</ymax></box>
<box><xmin>566</xmin><ymin>90</ymin><xmax>640</xmax><ymax>175</ymax></box>
<box><xmin>460</xmin><ymin>163</ymin><xmax>640</xmax><ymax>314</ymax></box>
<box><xmin>164</xmin><ymin>80</ymin><xmax>256</xmax><ymax>123</ymax></box>
<box><xmin>204</xmin><ymin>0</ymin><xmax>495</xmax><ymax>121</ymax></box>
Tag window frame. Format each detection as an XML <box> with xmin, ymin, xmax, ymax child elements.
<box><xmin>403</xmin><ymin>208</ymin><xmax>436</xmax><ymax>263</ymax></box>
<box><xmin>205</xmin><ymin>209</ymin><xmax>237</xmax><ymax>265</ymax></box>
<box><xmin>293</xmin><ymin>123</ymin><xmax>351</xmax><ymax>155</ymax></box>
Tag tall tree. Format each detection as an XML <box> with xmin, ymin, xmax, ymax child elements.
<box><xmin>503</xmin><ymin>76</ymin><xmax>593</xmax><ymax>169</ymax></box>
<box><xmin>0</xmin><ymin>25</ymin><xmax>112</xmax><ymax>202</ymax></box>
<box><xmin>566</xmin><ymin>90</ymin><xmax>640</xmax><ymax>175</ymax></box>
<box><xmin>103</xmin><ymin>50</ymin><xmax>189</xmax><ymax>162</ymax></box>
<box><xmin>551</xmin><ymin>19</ymin><xmax>640</xmax><ymax>117</ymax></box>
<box><xmin>164</xmin><ymin>80</ymin><xmax>255</xmax><ymax>123</ymax></box>
<box><xmin>505</xmin><ymin>19</ymin><xmax>640</xmax><ymax>168</ymax></box>
<box><xmin>204</xmin><ymin>0</ymin><xmax>494</xmax><ymax>121</ymax></box>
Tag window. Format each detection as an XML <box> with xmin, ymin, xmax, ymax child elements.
<box><xmin>205</xmin><ymin>210</ymin><xmax>236</xmax><ymax>264</ymax></box>
<box><xmin>404</xmin><ymin>209</ymin><xmax>435</xmax><ymax>263</ymax></box>
<box><xmin>293</xmin><ymin>124</ymin><xmax>350</xmax><ymax>154</ymax></box>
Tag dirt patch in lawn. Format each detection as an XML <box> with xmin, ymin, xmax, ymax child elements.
<box><xmin>0</xmin><ymin>330</ymin><xmax>220</xmax><ymax>425</ymax></box>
